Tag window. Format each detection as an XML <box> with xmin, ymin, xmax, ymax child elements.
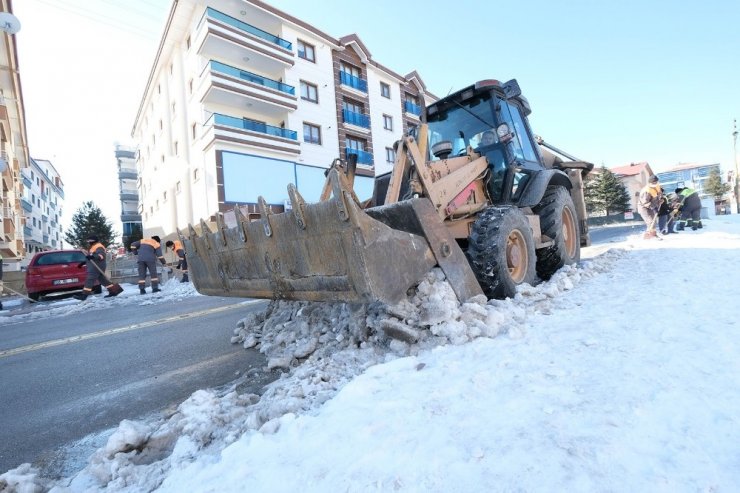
<box><xmin>341</xmin><ymin>62</ymin><xmax>361</xmax><ymax>79</ymax></box>
<box><xmin>342</xmin><ymin>100</ymin><xmax>363</xmax><ymax>114</ymax></box>
<box><xmin>297</xmin><ymin>40</ymin><xmax>315</xmax><ymax>62</ymax></box>
<box><xmin>174</xmin><ymin>141</ymin><xmax>179</xmax><ymax>156</ymax></box>
<box><xmin>193</xmin><ymin>168</ymin><xmax>200</xmax><ymax>181</ymax></box>
<box><xmin>188</xmin><ymin>79</ymin><xmax>193</xmax><ymax>94</ymax></box>
<box><xmin>163</xmin><ymin>191</ymin><xmax>167</xmax><ymax>201</ymax></box>
<box><xmin>169</xmin><ymin>63</ymin><xmax>173</xmax><ymax>75</ymax></box>
<box><xmin>386</xmin><ymin>147</ymin><xmax>396</xmax><ymax>163</ymax></box>
<box><xmin>303</xmin><ymin>123</ymin><xmax>321</xmax><ymax>145</ymax></box>
<box><xmin>383</xmin><ymin>114</ymin><xmax>393</xmax><ymax>131</ymax></box>
<box><xmin>176</xmin><ymin>181</ymin><xmax>182</xmax><ymax>193</ymax></box>
<box><xmin>159</xmin><ymin>119</ymin><xmax>163</xmax><ymax>130</ymax></box>
<box><xmin>192</xmin><ymin>123</ymin><xmax>197</xmax><ymax>139</ymax></box>
<box><xmin>186</xmin><ymin>36</ymin><xmax>191</xmax><ymax>49</ymax></box>
<box><xmin>157</xmin><ymin>84</ymin><xmax>161</xmax><ymax>94</ymax></box>
<box><xmin>346</xmin><ymin>137</ymin><xmax>365</xmax><ymax>151</ymax></box>
<box><xmin>171</xmin><ymin>102</ymin><xmax>176</xmax><ymax>116</ymax></box>
<box><xmin>380</xmin><ymin>82</ymin><xmax>391</xmax><ymax>98</ymax></box>
<box><xmin>300</xmin><ymin>81</ymin><xmax>318</xmax><ymax>103</ymax></box>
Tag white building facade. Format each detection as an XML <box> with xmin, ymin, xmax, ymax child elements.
<box><xmin>132</xmin><ymin>0</ymin><xmax>435</xmax><ymax>236</ymax></box>
<box><xmin>21</xmin><ymin>158</ymin><xmax>64</xmax><ymax>254</ymax></box>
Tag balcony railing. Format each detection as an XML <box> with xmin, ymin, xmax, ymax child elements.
<box><xmin>339</xmin><ymin>71</ymin><xmax>368</xmax><ymax>92</ymax></box>
<box><xmin>210</xmin><ymin>113</ymin><xmax>297</xmax><ymax>140</ymax></box>
<box><xmin>22</xmin><ymin>175</ymin><xmax>31</xmax><ymax>188</ymax></box>
<box><xmin>345</xmin><ymin>147</ymin><xmax>374</xmax><ymax>165</ymax></box>
<box><xmin>342</xmin><ymin>109</ymin><xmax>370</xmax><ymax>128</ymax></box>
<box><xmin>204</xmin><ymin>8</ymin><xmax>292</xmax><ymax>50</ymax></box>
<box><xmin>40</xmin><ymin>192</ymin><xmax>48</xmax><ymax>201</ymax></box>
<box><xmin>23</xmin><ymin>225</ymin><xmax>32</xmax><ymax>236</ymax></box>
<box><xmin>50</xmin><ymin>202</ymin><xmax>57</xmax><ymax>210</ymax></box>
<box><xmin>42</xmin><ymin>214</ymin><xmax>48</xmax><ymax>222</ymax></box>
<box><xmin>404</xmin><ymin>100</ymin><xmax>422</xmax><ymax>116</ymax></box>
<box><xmin>43</xmin><ymin>234</ymin><xmax>49</xmax><ymax>243</ymax></box>
<box><xmin>21</xmin><ymin>198</ymin><xmax>33</xmax><ymax>212</ymax></box>
<box><xmin>121</xmin><ymin>213</ymin><xmax>142</xmax><ymax>222</ymax></box>
<box><xmin>209</xmin><ymin>60</ymin><xmax>295</xmax><ymax>95</ymax></box>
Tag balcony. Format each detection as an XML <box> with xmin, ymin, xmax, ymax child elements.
<box><xmin>50</xmin><ymin>202</ymin><xmax>57</xmax><ymax>210</ymax></box>
<box><xmin>339</xmin><ymin>71</ymin><xmax>368</xmax><ymax>93</ymax></box>
<box><xmin>204</xmin><ymin>113</ymin><xmax>299</xmax><ymax>155</ymax></box>
<box><xmin>43</xmin><ymin>234</ymin><xmax>49</xmax><ymax>244</ymax></box>
<box><xmin>121</xmin><ymin>213</ymin><xmax>142</xmax><ymax>222</ymax></box>
<box><xmin>22</xmin><ymin>174</ymin><xmax>31</xmax><ymax>188</ymax></box>
<box><xmin>196</xmin><ymin>7</ymin><xmax>293</xmax><ymax>77</ymax></box>
<box><xmin>41</xmin><ymin>192</ymin><xmax>48</xmax><ymax>201</ymax></box>
<box><xmin>342</xmin><ymin>109</ymin><xmax>370</xmax><ymax>129</ymax></box>
<box><xmin>120</xmin><ymin>189</ymin><xmax>139</xmax><ymax>201</ymax></box>
<box><xmin>23</xmin><ymin>225</ymin><xmax>32</xmax><ymax>236</ymax></box>
<box><xmin>345</xmin><ymin>147</ymin><xmax>374</xmax><ymax>166</ymax></box>
<box><xmin>21</xmin><ymin>198</ymin><xmax>33</xmax><ymax>212</ymax></box>
<box><xmin>404</xmin><ymin>100</ymin><xmax>422</xmax><ymax>116</ymax></box>
<box><xmin>119</xmin><ymin>168</ymin><xmax>137</xmax><ymax>180</ymax></box>
<box><xmin>42</xmin><ymin>214</ymin><xmax>48</xmax><ymax>223</ymax></box>
<box><xmin>201</xmin><ymin>60</ymin><xmax>297</xmax><ymax>117</ymax></box>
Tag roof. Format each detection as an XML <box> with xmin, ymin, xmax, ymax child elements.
<box><xmin>609</xmin><ymin>162</ymin><xmax>649</xmax><ymax>177</ymax></box>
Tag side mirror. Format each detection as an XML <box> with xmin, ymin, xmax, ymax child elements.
<box><xmin>502</xmin><ymin>79</ymin><xmax>522</xmax><ymax>100</ymax></box>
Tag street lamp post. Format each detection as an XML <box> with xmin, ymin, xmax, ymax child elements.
<box><xmin>734</xmin><ymin>119</ymin><xmax>740</xmax><ymax>214</ymax></box>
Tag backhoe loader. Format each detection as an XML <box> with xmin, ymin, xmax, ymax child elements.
<box><xmin>184</xmin><ymin>78</ymin><xmax>593</xmax><ymax>303</ymax></box>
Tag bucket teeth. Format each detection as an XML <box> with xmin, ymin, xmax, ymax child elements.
<box><xmin>287</xmin><ymin>184</ymin><xmax>306</xmax><ymax>229</ymax></box>
<box><xmin>258</xmin><ymin>196</ymin><xmax>272</xmax><ymax>237</ymax></box>
<box><xmin>200</xmin><ymin>219</ymin><xmax>213</xmax><ymax>250</ymax></box>
<box><xmin>216</xmin><ymin>212</ymin><xmax>227</xmax><ymax>245</ymax></box>
<box><xmin>233</xmin><ymin>205</ymin><xmax>248</xmax><ymax>242</ymax></box>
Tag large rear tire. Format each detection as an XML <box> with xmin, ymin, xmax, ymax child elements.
<box><xmin>466</xmin><ymin>206</ymin><xmax>537</xmax><ymax>299</ymax></box>
<box><xmin>533</xmin><ymin>186</ymin><xmax>580</xmax><ymax>280</ymax></box>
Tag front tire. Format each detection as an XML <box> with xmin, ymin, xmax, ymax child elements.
<box><xmin>533</xmin><ymin>186</ymin><xmax>580</xmax><ymax>280</ymax></box>
<box><xmin>466</xmin><ymin>206</ymin><xmax>537</xmax><ymax>299</ymax></box>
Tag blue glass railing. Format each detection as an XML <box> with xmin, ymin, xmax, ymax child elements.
<box><xmin>209</xmin><ymin>113</ymin><xmax>297</xmax><ymax>140</ymax></box>
<box><xmin>22</xmin><ymin>175</ymin><xmax>32</xmax><ymax>188</ymax></box>
<box><xmin>209</xmin><ymin>60</ymin><xmax>295</xmax><ymax>95</ymax></box>
<box><xmin>346</xmin><ymin>147</ymin><xmax>374</xmax><ymax>165</ymax></box>
<box><xmin>203</xmin><ymin>8</ymin><xmax>292</xmax><ymax>50</ymax></box>
<box><xmin>404</xmin><ymin>100</ymin><xmax>422</xmax><ymax>115</ymax></box>
<box><xmin>23</xmin><ymin>225</ymin><xmax>32</xmax><ymax>235</ymax></box>
<box><xmin>342</xmin><ymin>109</ymin><xmax>370</xmax><ymax>128</ymax></box>
<box><xmin>21</xmin><ymin>198</ymin><xmax>33</xmax><ymax>212</ymax></box>
<box><xmin>339</xmin><ymin>71</ymin><xmax>368</xmax><ymax>92</ymax></box>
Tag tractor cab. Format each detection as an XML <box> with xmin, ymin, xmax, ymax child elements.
<box><xmin>422</xmin><ymin>79</ymin><xmax>544</xmax><ymax>204</ymax></box>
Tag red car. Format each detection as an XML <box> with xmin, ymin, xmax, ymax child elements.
<box><xmin>25</xmin><ymin>250</ymin><xmax>101</xmax><ymax>301</ymax></box>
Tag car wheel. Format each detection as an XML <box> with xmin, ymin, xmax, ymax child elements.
<box><xmin>29</xmin><ymin>292</ymin><xmax>41</xmax><ymax>302</ymax></box>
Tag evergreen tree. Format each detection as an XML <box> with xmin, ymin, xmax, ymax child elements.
<box><xmin>64</xmin><ymin>201</ymin><xmax>117</xmax><ymax>249</ymax></box>
<box><xmin>585</xmin><ymin>166</ymin><xmax>632</xmax><ymax>216</ymax></box>
<box><xmin>123</xmin><ymin>224</ymin><xmax>143</xmax><ymax>251</ymax></box>
<box><xmin>703</xmin><ymin>168</ymin><xmax>730</xmax><ymax>199</ymax></box>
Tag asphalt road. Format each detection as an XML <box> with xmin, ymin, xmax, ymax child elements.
<box><xmin>0</xmin><ymin>295</ymin><xmax>271</xmax><ymax>477</ymax></box>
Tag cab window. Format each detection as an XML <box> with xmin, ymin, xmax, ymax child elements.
<box><xmin>498</xmin><ymin>100</ymin><xmax>538</xmax><ymax>163</ymax></box>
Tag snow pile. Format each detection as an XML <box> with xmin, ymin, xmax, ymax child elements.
<box><xmin>7</xmin><ymin>247</ymin><xmax>626</xmax><ymax>492</ymax></box>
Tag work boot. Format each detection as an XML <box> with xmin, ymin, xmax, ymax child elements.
<box><xmin>181</xmin><ymin>273</ymin><xmax>189</xmax><ymax>283</ymax></box>
<box><xmin>152</xmin><ymin>281</ymin><xmax>161</xmax><ymax>293</ymax></box>
<box><xmin>74</xmin><ymin>292</ymin><xmax>88</xmax><ymax>301</ymax></box>
<box><xmin>139</xmin><ymin>286</ymin><xmax>147</xmax><ymax>295</ymax></box>
<box><xmin>697</xmin><ymin>221</ymin><xmax>703</xmax><ymax>229</ymax></box>
<box><xmin>104</xmin><ymin>284</ymin><xmax>123</xmax><ymax>298</ymax></box>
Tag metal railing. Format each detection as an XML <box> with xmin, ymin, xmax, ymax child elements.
<box><xmin>208</xmin><ymin>113</ymin><xmax>297</xmax><ymax>140</ymax></box>
<box><xmin>404</xmin><ymin>100</ymin><xmax>422</xmax><ymax>115</ymax></box>
<box><xmin>339</xmin><ymin>71</ymin><xmax>368</xmax><ymax>92</ymax></box>
<box><xmin>342</xmin><ymin>109</ymin><xmax>370</xmax><ymax>128</ymax></box>
<box><xmin>202</xmin><ymin>7</ymin><xmax>292</xmax><ymax>50</ymax></box>
<box><xmin>345</xmin><ymin>147</ymin><xmax>374</xmax><ymax>165</ymax></box>
<box><xmin>209</xmin><ymin>60</ymin><xmax>295</xmax><ymax>95</ymax></box>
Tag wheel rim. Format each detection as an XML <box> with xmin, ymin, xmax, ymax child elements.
<box><xmin>562</xmin><ymin>206</ymin><xmax>577</xmax><ymax>259</ymax></box>
<box><xmin>506</xmin><ymin>229</ymin><xmax>528</xmax><ymax>283</ymax></box>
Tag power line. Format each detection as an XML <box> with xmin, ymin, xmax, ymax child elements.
<box><xmin>32</xmin><ymin>0</ymin><xmax>164</xmax><ymax>40</ymax></box>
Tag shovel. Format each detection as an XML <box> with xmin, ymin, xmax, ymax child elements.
<box><xmin>86</xmin><ymin>257</ymin><xmax>123</xmax><ymax>294</ymax></box>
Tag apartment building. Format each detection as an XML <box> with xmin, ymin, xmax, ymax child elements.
<box><xmin>115</xmin><ymin>144</ymin><xmax>142</xmax><ymax>246</ymax></box>
<box><xmin>132</xmin><ymin>0</ymin><xmax>435</xmax><ymax>235</ymax></box>
<box><xmin>20</xmin><ymin>158</ymin><xmax>64</xmax><ymax>253</ymax></box>
<box><xmin>656</xmin><ymin>162</ymin><xmax>722</xmax><ymax>198</ymax></box>
<box><xmin>0</xmin><ymin>0</ymin><xmax>30</xmax><ymax>271</ymax></box>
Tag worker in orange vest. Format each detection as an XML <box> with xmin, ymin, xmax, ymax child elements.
<box><xmin>75</xmin><ymin>235</ymin><xmax>124</xmax><ymax>300</ymax></box>
<box><xmin>130</xmin><ymin>235</ymin><xmax>166</xmax><ymax>294</ymax></box>
<box><xmin>165</xmin><ymin>239</ymin><xmax>188</xmax><ymax>283</ymax></box>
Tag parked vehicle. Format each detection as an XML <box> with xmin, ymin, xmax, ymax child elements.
<box><xmin>25</xmin><ymin>250</ymin><xmax>101</xmax><ymax>301</ymax></box>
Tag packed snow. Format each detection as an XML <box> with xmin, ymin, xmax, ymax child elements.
<box><xmin>2</xmin><ymin>217</ymin><xmax>739</xmax><ymax>492</ymax></box>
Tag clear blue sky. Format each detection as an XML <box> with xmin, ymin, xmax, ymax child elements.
<box><xmin>12</xmin><ymin>0</ymin><xmax>740</xmax><ymax>238</ymax></box>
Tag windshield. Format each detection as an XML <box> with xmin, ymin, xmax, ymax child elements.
<box><xmin>426</xmin><ymin>91</ymin><xmax>497</xmax><ymax>160</ymax></box>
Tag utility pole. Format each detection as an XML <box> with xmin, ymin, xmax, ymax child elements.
<box><xmin>734</xmin><ymin>119</ymin><xmax>739</xmax><ymax>213</ymax></box>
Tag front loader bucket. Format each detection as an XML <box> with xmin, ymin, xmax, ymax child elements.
<box><xmin>184</xmin><ymin>190</ymin><xmax>440</xmax><ymax>304</ymax></box>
